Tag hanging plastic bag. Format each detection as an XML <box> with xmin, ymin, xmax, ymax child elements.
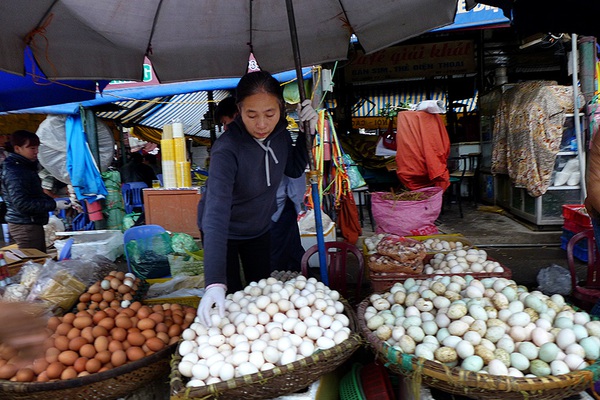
<box><xmin>126</xmin><ymin>232</ymin><xmax>173</xmax><ymax>279</ymax></box>
<box><xmin>343</xmin><ymin>154</ymin><xmax>367</xmax><ymax>190</ymax></box>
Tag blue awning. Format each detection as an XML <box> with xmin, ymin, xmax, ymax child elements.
<box><xmin>435</xmin><ymin>1</ymin><xmax>509</xmax><ymax>31</ymax></box>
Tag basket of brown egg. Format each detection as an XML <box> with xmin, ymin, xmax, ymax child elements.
<box><xmin>0</xmin><ymin>270</ymin><xmax>197</xmax><ymax>400</ymax></box>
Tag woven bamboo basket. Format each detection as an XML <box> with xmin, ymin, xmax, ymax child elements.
<box><xmin>357</xmin><ymin>299</ymin><xmax>600</xmax><ymax>400</ymax></box>
<box><xmin>0</xmin><ymin>342</ymin><xmax>176</xmax><ymax>400</ymax></box>
<box><xmin>170</xmin><ymin>300</ymin><xmax>362</xmax><ymax>399</ymax></box>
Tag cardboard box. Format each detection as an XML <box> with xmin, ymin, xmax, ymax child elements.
<box><xmin>0</xmin><ymin>246</ymin><xmax>51</xmax><ymax>277</ymax></box>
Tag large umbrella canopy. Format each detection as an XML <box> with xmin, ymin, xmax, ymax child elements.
<box><xmin>1</xmin><ymin>0</ymin><xmax>465</xmax><ymax>83</ymax></box>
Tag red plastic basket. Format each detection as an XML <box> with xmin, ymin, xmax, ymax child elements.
<box><xmin>562</xmin><ymin>204</ymin><xmax>592</xmax><ymax>230</ymax></box>
<box><xmin>360</xmin><ymin>362</ymin><xmax>395</xmax><ymax>400</ymax></box>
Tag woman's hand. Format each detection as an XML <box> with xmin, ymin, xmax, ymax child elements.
<box><xmin>298</xmin><ymin>99</ymin><xmax>318</xmax><ymax>134</ymax></box>
<box><xmin>196</xmin><ymin>284</ymin><xmax>226</xmax><ymax>326</ymax></box>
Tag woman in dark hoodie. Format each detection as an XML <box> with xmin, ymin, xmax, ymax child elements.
<box><xmin>197</xmin><ymin>71</ymin><xmax>316</xmax><ymax>326</ymax></box>
<box><xmin>1</xmin><ymin>130</ymin><xmax>70</xmax><ymax>251</ymax></box>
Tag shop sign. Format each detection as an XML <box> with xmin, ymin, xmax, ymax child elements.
<box><xmin>352</xmin><ymin>117</ymin><xmax>393</xmax><ymax>130</ymax></box>
<box><xmin>346</xmin><ymin>40</ymin><xmax>475</xmax><ymax>82</ymax></box>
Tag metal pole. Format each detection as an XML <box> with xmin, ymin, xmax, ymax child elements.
<box><xmin>571</xmin><ymin>33</ymin><xmax>586</xmax><ymax>200</ymax></box>
<box><xmin>285</xmin><ymin>0</ymin><xmax>328</xmax><ymax>285</ymax></box>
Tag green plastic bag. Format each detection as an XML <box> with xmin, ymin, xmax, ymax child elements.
<box><xmin>126</xmin><ymin>232</ymin><xmax>173</xmax><ymax>279</ymax></box>
<box><xmin>171</xmin><ymin>232</ymin><xmax>200</xmax><ymax>253</ymax></box>
<box><xmin>343</xmin><ymin>154</ymin><xmax>367</xmax><ymax>189</ymax></box>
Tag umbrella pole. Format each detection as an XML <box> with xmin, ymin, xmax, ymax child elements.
<box><xmin>285</xmin><ymin>0</ymin><xmax>328</xmax><ymax>286</ymax></box>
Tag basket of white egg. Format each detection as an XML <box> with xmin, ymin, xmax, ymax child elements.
<box><xmin>358</xmin><ymin>275</ymin><xmax>600</xmax><ymax>400</ymax></box>
<box><xmin>170</xmin><ymin>275</ymin><xmax>362</xmax><ymax>399</ymax></box>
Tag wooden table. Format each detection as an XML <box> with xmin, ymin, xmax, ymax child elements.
<box><xmin>142</xmin><ymin>188</ymin><xmax>202</xmax><ymax>238</ymax></box>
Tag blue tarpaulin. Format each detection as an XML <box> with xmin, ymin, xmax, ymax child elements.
<box><xmin>0</xmin><ymin>49</ymin><xmax>107</xmax><ymax>112</ymax></box>
<box><xmin>65</xmin><ymin>113</ymin><xmax>108</xmax><ymax>203</ymax></box>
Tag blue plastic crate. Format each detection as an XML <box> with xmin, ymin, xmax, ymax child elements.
<box><xmin>562</xmin><ymin>229</ymin><xmax>589</xmax><ymax>250</ymax></box>
<box><xmin>560</xmin><ymin>236</ymin><xmax>589</xmax><ymax>262</ymax></box>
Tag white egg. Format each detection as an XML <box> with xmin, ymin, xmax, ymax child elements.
<box><xmin>237</xmin><ymin>362</ymin><xmax>259</xmax><ymax>376</ymax></box>
<box><xmin>179</xmin><ymin>340</ymin><xmax>197</xmax><ymax>357</ymax></box>
<box><xmin>550</xmin><ymin>360</ymin><xmax>570</xmax><ymax>375</ymax></box>
<box><xmin>316</xmin><ymin>336</ymin><xmax>335</xmax><ymax>350</ymax></box>
<box><xmin>488</xmin><ymin>359</ymin><xmax>508</xmax><ymax>376</ymax></box>
<box><xmin>248</xmin><ymin>351</ymin><xmax>265</xmax><ymax>369</ymax></box>
<box><xmin>555</xmin><ymin>328</ymin><xmax>576</xmax><ymax>350</ymax></box>
<box><xmin>280</xmin><ymin>347</ymin><xmax>298</xmax><ymax>365</ymax></box>
<box><xmin>299</xmin><ymin>340</ymin><xmax>315</xmax><ymax>357</ymax></box>
<box><xmin>306</xmin><ymin>325</ymin><xmax>323</xmax><ymax>340</ymax></box>
<box><xmin>219</xmin><ymin>362</ymin><xmax>235</xmax><ymax>381</ymax></box>
<box><xmin>263</xmin><ymin>346</ymin><xmax>280</xmax><ymax>364</ymax></box>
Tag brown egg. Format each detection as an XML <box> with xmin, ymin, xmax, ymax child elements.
<box><xmin>72</xmin><ymin>316</ymin><xmax>92</xmax><ymax>330</ymax></box>
<box><xmin>36</xmin><ymin>371</ymin><xmax>50</xmax><ymax>382</ymax></box>
<box><xmin>67</xmin><ymin>327</ymin><xmax>81</xmax><ymax>340</ymax></box>
<box><xmin>94</xmin><ymin>350</ymin><xmax>111</xmax><ymax>364</ymax></box>
<box><xmin>85</xmin><ymin>358</ymin><xmax>101</xmax><ymax>374</ymax></box>
<box><xmin>119</xmin><ymin>308</ymin><xmax>135</xmax><ymax>318</ymax></box>
<box><xmin>110</xmin><ymin>279</ymin><xmax>121</xmax><ymax>290</ymax></box>
<box><xmin>55</xmin><ymin>322</ymin><xmax>73</xmax><ymax>336</ymax></box>
<box><xmin>117</xmin><ymin>284</ymin><xmax>130</xmax><ymax>294</ymax></box>
<box><xmin>97</xmin><ymin>317</ymin><xmax>115</xmax><ymax>331</ymax></box>
<box><xmin>108</xmin><ymin>340</ymin><xmax>124</xmax><ymax>353</ymax></box>
<box><xmin>123</xmin><ymin>293</ymin><xmax>134</xmax><ymax>301</ymax></box>
<box><xmin>167</xmin><ymin>324</ymin><xmax>182</xmax><ymax>338</ymax></box>
<box><xmin>148</xmin><ymin>312</ymin><xmax>164</xmax><ymax>324</ymax></box>
<box><xmin>168</xmin><ymin>336</ymin><xmax>179</xmax><ymax>345</ymax></box>
<box><xmin>90</xmin><ymin>293</ymin><xmax>103</xmax><ymax>303</ymax></box>
<box><xmin>32</xmin><ymin>358</ymin><xmax>49</xmax><ymax>376</ymax></box>
<box><xmin>79</xmin><ymin>292</ymin><xmax>92</xmax><ymax>303</ymax></box>
<box><xmin>102</xmin><ymin>291</ymin><xmax>115</xmax><ymax>302</ymax></box>
<box><xmin>81</xmin><ymin>327</ymin><xmax>94</xmax><ymax>343</ymax></box>
<box><xmin>108</xmin><ymin>271</ymin><xmax>118</xmax><ymax>277</ymax></box>
<box><xmin>76</xmin><ymin>303</ymin><xmax>87</xmax><ymax>311</ymax></box>
<box><xmin>47</xmin><ymin>316</ymin><xmax>61</xmax><ymax>331</ymax></box>
<box><xmin>115</xmin><ymin>271</ymin><xmax>125</xmax><ymax>281</ymax></box>
<box><xmin>62</xmin><ymin>313</ymin><xmax>76</xmax><ymax>324</ymax></box>
<box><xmin>53</xmin><ymin>336</ymin><xmax>70</xmax><ymax>352</ymax></box>
<box><xmin>127</xmin><ymin>332</ymin><xmax>146</xmax><ymax>347</ymax></box>
<box><xmin>115</xmin><ymin>316</ymin><xmax>133</xmax><ymax>330</ymax></box>
<box><xmin>79</xmin><ymin>344</ymin><xmax>96</xmax><ymax>359</ymax></box>
<box><xmin>140</xmin><ymin>329</ymin><xmax>156</xmax><ymax>340</ymax></box>
<box><xmin>87</xmin><ymin>282</ymin><xmax>101</xmax><ymax>294</ymax></box>
<box><xmin>137</xmin><ymin>306</ymin><xmax>152</xmax><ymax>320</ymax></box>
<box><xmin>108</xmin><ymin>326</ymin><xmax>125</xmax><ymax>341</ymax></box>
<box><xmin>94</xmin><ymin>336</ymin><xmax>109</xmax><ymax>353</ymax></box>
<box><xmin>57</xmin><ymin>350</ymin><xmax>79</xmax><ymax>366</ymax></box>
<box><xmin>137</xmin><ymin>318</ymin><xmax>156</xmax><ymax>331</ymax></box>
<box><xmin>61</xmin><ymin>366</ymin><xmax>78</xmax><ymax>380</ymax></box>
<box><xmin>88</xmin><ymin>302</ymin><xmax>99</xmax><ymax>311</ymax></box>
<box><xmin>110</xmin><ymin>300</ymin><xmax>121</xmax><ymax>309</ymax></box>
<box><xmin>69</xmin><ymin>337</ymin><xmax>88</xmax><ymax>352</ymax></box>
<box><xmin>104</xmin><ymin>308</ymin><xmax>118</xmax><ymax>318</ymax></box>
<box><xmin>73</xmin><ymin>357</ymin><xmax>88</xmax><ymax>373</ymax></box>
<box><xmin>77</xmin><ymin>371</ymin><xmax>90</xmax><ymax>378</ymax></box>
<box><xmin>46</xmin><ymin>361</ymin><xmax>65</xmax><ymax>380</ymax></box>
<box><xmin>129</xmin><ymin>301</ymin><xmax>142</xmax><ymax>312</ymax></box>
<box><xmin>98</xmin><ymin>301</ymin><xmax>109</xmax><ymax>310</ymax></box>
<box><xmin>75</xmin><ymin>310</ymin><xmax>90</xmax><ymax>318</ymax></box>
<box><xmin>145</xmin><ymin>337</ymin><xmax>165</xmax><ymax>352</ymax></box>
<box><xmin>156</xmin><ymin>332</ymin><xmax>170</xmax><ymax>344</ymax></box>
<box><xmin>92</xmin><ymin>326</ymin><xmax>109</xmax><ymax>339</ymax></box>
<box><xmin>14</xmin><ymin>367</ymin><xmax>35</xmax><ymax>382</ymax></box>
<box><xmin>111</xmin><ymin>350</ymin><xmax>127</xmax><ymax>368</ymax></box>
<box><xmin>126</xmin><ymin>346</ymin><xmax>145</xmax><ymax>362</ymax></box>
<box><xmin>91</xmin><ymin>310</ymin><xmax>107</xmax><ymax>324</ymax></box>
<box><xmin>45</xmin><ymin>347</ymin><xmax>61</xmax><ymax>363</ymax></box>
<box><xmin>172</xmin><ymin>314</ymin><xmax>183</xmax><ymax>326</ymax></box>
<box><xmin>122</xmin><ymin>341</ymin><xmax>131</xmax><ymax>351</ymax></box>
<box><xmin>0</xmin><ymin>364</ymin><xmax>18</xmax><ymax>380</ymax></box>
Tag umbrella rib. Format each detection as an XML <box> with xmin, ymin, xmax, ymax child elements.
<box><xmin>336</xmin><ymin>0</ymin><xmax>354</xmax><ymax>34</ymax></box>
<box><xmin>145</xmin><ymin>0</ymin><xmax>165</xmax><ymax>55</ymax></box>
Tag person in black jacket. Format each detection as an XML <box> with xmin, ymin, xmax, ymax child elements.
<box><xmin>1</xmin><ymin>130</ymin><xmax>70</xmax><ymax>251</ymax></box>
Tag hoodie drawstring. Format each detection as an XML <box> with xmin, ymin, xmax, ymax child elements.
<box><xmin>254</xmin><ymin>139</ymin><xmax>279</xmax><ymax>186</ymax></box>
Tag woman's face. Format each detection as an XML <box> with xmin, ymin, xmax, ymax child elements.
<box><xmin>239</xmin><ymin>92</ymin><xmax>281</xmax><ymax>140</ymax></box>
<box><xmin>14</xmin><ymin>140</ymin><xmax>39</xmax><ymax>161</ymax></box>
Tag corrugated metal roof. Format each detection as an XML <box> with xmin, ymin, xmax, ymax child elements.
<box><xmin>97</xmin><ymin>89</ymin><xmax>231</xmax><ymax>137</ymax></box>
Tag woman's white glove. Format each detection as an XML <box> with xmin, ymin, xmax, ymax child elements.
<box><xmin>197</xmin><ymin>284</ymin><xmax>226</xmax><ymax>327</ymax></box>
<box><xmin>298</xmin><ymin>99</ymin><xmax>318</xmax><ymax>134</ymax></box>
<box><xmin>55</xmin><ymin>199</ymin><xmax>71</xmax><ymax>210</ymax></box>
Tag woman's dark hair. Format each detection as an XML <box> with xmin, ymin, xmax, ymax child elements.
<box><xmin>236</xmin><ymin>71</ymin><xmax>286</xmax><ymax>123</ymax></box>
<box><xmin>10</xmin><ymin>130</ymin><xmax>40</xmax><ymax>148</ymax></box>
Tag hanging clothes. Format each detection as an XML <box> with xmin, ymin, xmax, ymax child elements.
<box><xmin>491</xmin><ymin>81</ymin><xmax>574</xmax><ymax>197</ymax></box>
<box><xmin>394</xmin><ymin>111</ymin><xmax>450</xmax><ymax>191</ymax></box>
<box><xmin>65</xmin><ymin>113</ymin><xmax>108</xmax><ymax>202</ymax></box>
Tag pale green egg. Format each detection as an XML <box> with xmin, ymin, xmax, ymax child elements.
<box><xmin>461</xmin><ymin>355</ymin><xmax>484</xmax><ymax>372</ymax></box>
<box><xmin>529</xmin><ymin>359</ymin><xmax>551</xmax><ymax>377</ymax></box>
<box><xmin>538</xmin><ymin>342</ymin><xmax>559</xmax><ymax>363</ymax></box>
<box><xmin>510</xmin><ymin>352</ymin><xmax>530</xmax><ymax>371</ymax></box>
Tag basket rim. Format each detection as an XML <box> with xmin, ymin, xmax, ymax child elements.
<box><xmin>171</xmin><ymin>299</ymin><xmax>362</xmax><ymax>399</ymax></box>
<box><xmin>357</xmin><ymin>296</ymin><xmax>600</xmax><ymax>394</ymax></box>
<box><xmin>0</xmin><ymin>342</ymin><xmax>176</xmax><ymax>393</ymax></box>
